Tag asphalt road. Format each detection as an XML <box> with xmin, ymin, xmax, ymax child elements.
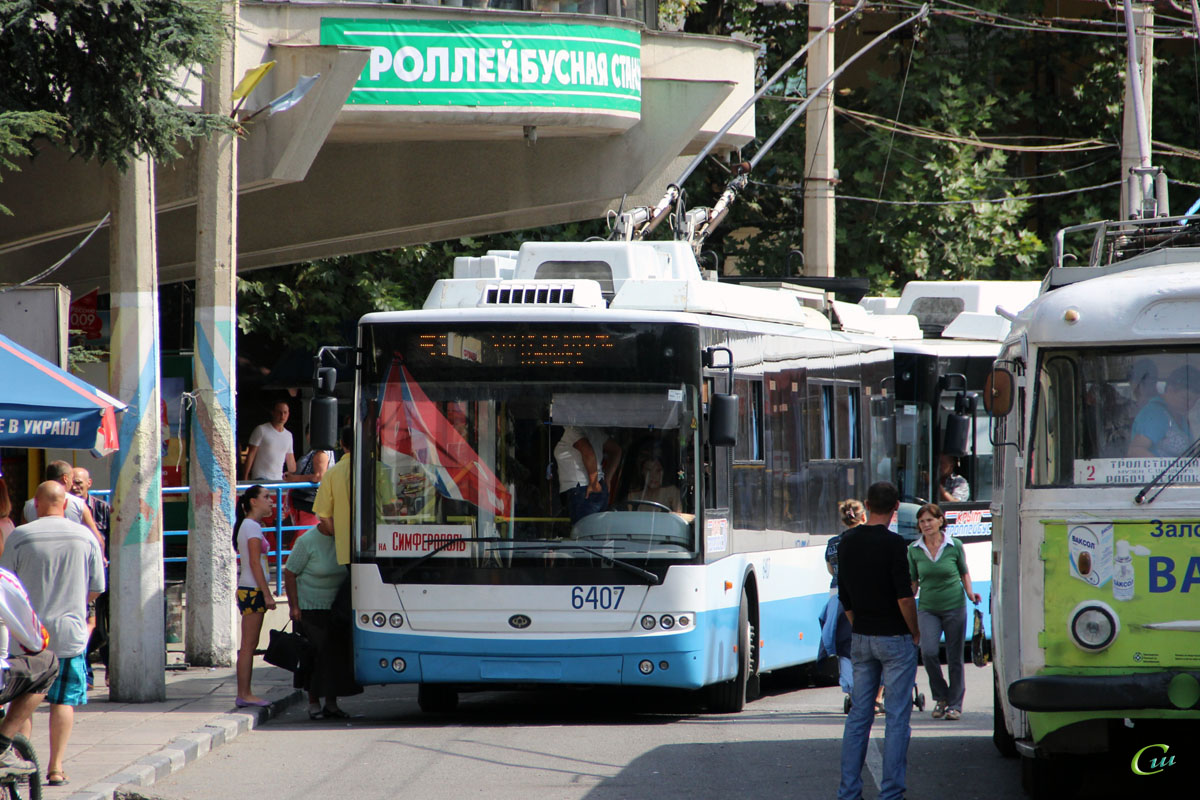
<box><xmin>130</xmin><ymin>663</ymin><xmax>1150</xmax><ymax>800</ymax></box>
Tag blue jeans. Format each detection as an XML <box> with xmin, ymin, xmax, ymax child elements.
<box><xmin>564</xmin><ymin>482</ymin><xmax>609</xmax><ymax>524</ymax></box>
<box><xmin>838</xmin><ymin>633</ymin><xmax>919</xmax><ymax>800</ymax></box>
<box><xmin>917</xmin><ymin>604</ymin><xmax>967</xmax><ymax>711</ymax></box>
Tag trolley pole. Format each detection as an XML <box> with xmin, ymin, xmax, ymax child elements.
<box><xmin>187</xmin><ymin>0</ymin><xmax>239</xmax><ymax>668</ymax></box>
<box><xmin>803</xmin><ymin>0</ymin><xmax>837</xmax><ymax>278</ymax></box>
<box><xmin>108</xmin><ymin>155</ymin><xmax>167</xmax><ymax>702</ymax></box>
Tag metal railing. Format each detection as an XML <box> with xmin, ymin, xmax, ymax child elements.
<box><xmin>91</xmin><ymin>482</ymin><xmax>317</xmax><ymax>596</ymax></box>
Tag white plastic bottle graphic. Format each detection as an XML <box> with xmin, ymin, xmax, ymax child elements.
<box><xmin>1113</xmin><ymin>540</ymin><xmax>1151</xmax><ymax>601</ymax></box>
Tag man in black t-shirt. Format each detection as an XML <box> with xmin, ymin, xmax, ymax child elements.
<box><xmin>836</xmin><ymin>481</ymin><xmax>920</xmax><ymax>800</ymax></box>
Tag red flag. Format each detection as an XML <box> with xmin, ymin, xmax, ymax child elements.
<box><xmin>378</xmin><ymin>360</ymin><xmax>511</xmax><ymax>518</ymax></box>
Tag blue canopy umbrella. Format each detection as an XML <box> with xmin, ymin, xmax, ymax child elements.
<box><xmin>0</xmin><ymin>332</ymin><xmax>125</xmax><ymax>455</ymax></box>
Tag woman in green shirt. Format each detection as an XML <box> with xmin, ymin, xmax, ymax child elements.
<box><xmin>284</xmin><ymin>526</ymin><xmax>361</xmax><ymax>719</ymax></box>
<box><xmin>907</xmin><ymin>503</ymin><xmax>980</xmax><ymax>721</ymax></box>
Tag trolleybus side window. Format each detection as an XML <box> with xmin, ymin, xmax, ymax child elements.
<box><xmin>836</xmin><ymin>385</ymin><xmax>861</xmax><ymax>460</ymax></box>
<box><xmin>734</xmin><ymin>378</ymin><xmax>764</xmax><ymax>463</ymax></box>
<box><xmin>1032</xmin><ymin>355</ymin><xmax>1078</xmax><ymax>487</ymax></box>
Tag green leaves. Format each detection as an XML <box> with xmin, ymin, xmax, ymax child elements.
<box><xmin>0</xmin><ymin>0</ymin><xmax>233</xmax><ymax>172</ymax></box>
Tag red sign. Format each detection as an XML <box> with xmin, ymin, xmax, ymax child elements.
<box><xmin>69</xmin><ymin>289</ymin><xmax>101</xmax><ymax>340</ymax></box>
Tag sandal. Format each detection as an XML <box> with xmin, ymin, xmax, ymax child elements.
<box><xmin>874</xmin><ymin>701</ymin><xmax>886</xmax><ymax>715</ymax></box>
<box><xmin>308</xmin><ymin>708</ymin><xmax>326</xmax><ymax>720</ymax></box>
<box><xmin>322</xmin><ymin>707</ymin><xmax>350</xmax><ymax>719</ymax></box>
<box><xmin>47</xmin><ymin>771</ymin><xmax>70</xmax><ymax>786</ymax></box>
<box><xmin>944</xmin><ymin>708</ymin><xmax>962</xmax><ymax>721</ymax></box>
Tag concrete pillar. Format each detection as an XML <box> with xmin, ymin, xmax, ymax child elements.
<box><xmin>108</xmin><ymin>155</ymin><xmax>166</xmax><ymax>702</ymax></box>
<box><xmin>187</xmin><ymin>1</ymin><xmax>239</xmax><ymax>668</ymax></box>
<box><xmin>1120</xmin><ymin>2</ymin><xmax>1153</xmax><ymax>219</ymax></box>
<box><xmin>803</xmin><ymin>0</ymin><xmax>836</xmax><ymax>278</ymax></box>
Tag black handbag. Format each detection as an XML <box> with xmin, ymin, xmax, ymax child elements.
<box><xmin>263</xmin><ymin>620</ymin><xmax>310</xmax><ymax>673</ymax></box>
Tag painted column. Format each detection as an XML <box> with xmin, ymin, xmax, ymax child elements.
<box><xmin>108</xmin><ymin>155</ymin><xmax>167</xmax><ymax>702</ymax></box>
<box><xmin>803</xmin><ymin>0</ymin><xmax>836</xmax><ymax>278</ymax></box>
<box><xmin>187</xmin><ymin>1</ymin><xmax>239</xmax><ymax>667</ymax></box>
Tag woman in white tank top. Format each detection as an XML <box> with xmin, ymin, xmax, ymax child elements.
<box><xmin>233</xmin><ymin>485</ymin><xmax>277</xmax><ymax>707</ymax></box>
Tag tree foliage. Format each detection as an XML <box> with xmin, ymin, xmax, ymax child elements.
<box><xmin>0</xmin><ymin>0</ymin><xmax>232</xmax><ymax>173</ymax></box>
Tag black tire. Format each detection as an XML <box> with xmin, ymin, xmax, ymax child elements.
<box><xmin>706</xmin><ymin>589</ymin><xmax>750</xmax><ymax>713</ymax></box>
<box><xmin>417</xmin><ymin>684</ymin><xmax>459</xmax><ymax>713</ymax></box>
<box><xmin>993</xmin><ymin>679</ymin><xmax>1018</xmax><ymax>758</ymax></box>
<box><xmin>3</xmin><ymin>733</ymin><xmax>41</xmax><ymax>800</ymax></box>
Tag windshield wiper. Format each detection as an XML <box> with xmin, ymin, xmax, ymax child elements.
<box><xmin>1135</xmin><ymin>435</ymin><xmax>1200</xmax><ymax>504</ymax></box>
<box><xmin>505</xmin><ymin>542</ymin><xmax>662</xmax><ymax>585</ymax></box>
<box><xmin>392</xmin><ymin>537</ymin><xmax>662</xmax><ymax>585</ymax></box>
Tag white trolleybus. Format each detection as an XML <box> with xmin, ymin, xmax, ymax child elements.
<box><xmin>854</xmin><ymin>281</ymin><xmax>1039</xmax><ymax>646</ymax></box>
<box><xmin>319</xmin><ymin>239</ymin><xmax>894</xmax><ymax>713</ymax></box>
<box><xmin>987</xmin><ymin>215</ymin><xmax>1200</xmax><ymax>795</ymax></box>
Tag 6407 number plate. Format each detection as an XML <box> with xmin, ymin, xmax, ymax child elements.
<box><xmin>571</xmin><ymin>585</ymin><xmax>625</xmax><ymax>610</ymax></box>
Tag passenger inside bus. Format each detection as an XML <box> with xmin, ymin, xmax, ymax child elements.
<box><xmin>938</xmin><ymin>454</ymin><xmax>969</xmax><ymax>502</ymax></box>
<box><xmin>553</xmin><ymin>426</ymin><xmax>623</xmax><ymax>524</ymax></box>
<box><xmin>624</xmin><ymin>455</ymin><xmax>682</xmax><ymax>512</ymax></box>
<box><xmin>1127</xmin><ymin>364</ymin><xmax>1200</xmax><ymax>458</ymax></box>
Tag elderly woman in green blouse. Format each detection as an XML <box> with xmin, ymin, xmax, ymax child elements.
<box><xmin>907</xmin><ymin>503</ymin><xmax>980</xmax><ymax>722</ymax></box>
<box><xmin>283</xmin><ymin>525</ymin><xmax>361</xmax><ymax>719</ymax></box>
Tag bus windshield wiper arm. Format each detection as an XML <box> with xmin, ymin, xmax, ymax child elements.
<box><xmin>394</xmin><ymin>537</ymin><xmax>503</xmax><ymax>579</ymax></box>
<box><xmin>1135</xmin><ymin>435</ymin><xmax>1200</xmax><ymax>504</ymax></box>
<box><xmin>393</xmin><ymin>537</ymin><xmax>662</xmax><ymax>585</ymax></box>
<box><xmin>506</xmin><ymin>542</ymin><xmax>662</xmax><ymax>585</ymax></box>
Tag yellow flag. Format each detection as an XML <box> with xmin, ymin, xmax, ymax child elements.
<box><xmin>232</xmin><ymin>62</ymin><xmax>276</xmax><ymax>103</ymax></box>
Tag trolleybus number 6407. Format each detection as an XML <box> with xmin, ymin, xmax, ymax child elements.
<box><xmin>571</xmin><ymin>586</ymin><xmax>625</xmax><ymax>610</ymax></box>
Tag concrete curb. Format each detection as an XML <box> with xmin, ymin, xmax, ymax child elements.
<box><xmin>64</xmin><ymin>688</ymin><xmax>305</xmax><ymax>800</ymax></box>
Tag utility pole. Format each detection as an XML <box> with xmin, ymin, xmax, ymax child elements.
<box><xmin>187</xmin><ymin>0</ymin><xmax>239</xmax><ymax>667</ymax></box>
<box><xmin>1120</xmin><ymin>0</ymin><xmax>1153</xmax><ymax>219</ymax></box>
<box><xmin>803</xmin><ymin>0</ymin><xmax>836</xmax><ymax>278</ymax></box>
<box><xmin>108</xmin><ymin>155</ymin><xmax>167</xmax><ymax>702</ymax></box>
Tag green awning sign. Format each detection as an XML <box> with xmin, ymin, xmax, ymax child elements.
<box><xmin>320</xmin><ymin>18</ymin><xmax>642</xmax><ymax>114</ymax></box>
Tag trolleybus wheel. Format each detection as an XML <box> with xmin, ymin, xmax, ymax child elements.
<box><xmin>417</xmin><ymin>684</ymin><xmax>459</xmax><ymax>713</ymax></box>
<box><xmin>706</xmin><ymin>589</ymin><xmax>750</xmax><ymax>713</ymax></box>
<box><xmin>993</xmin><ymin>680</ymin><xmax>1017</xmax><ymax>758</ymax></box>
<box><xmin>0</xmin><ymin>733</ymin><xmax>41</xmax><ymax>800</ymax></box>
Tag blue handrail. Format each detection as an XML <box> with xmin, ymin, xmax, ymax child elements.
<box><xmin>90</xmin><ymin>482</ymin><xmax>317</xmax><ymax>596</ymax></box>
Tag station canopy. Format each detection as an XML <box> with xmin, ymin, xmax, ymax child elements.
<box><xmin>0</xmin><ymin>333</ymin><xmax>125</xmax><ymax>455</ymax></box>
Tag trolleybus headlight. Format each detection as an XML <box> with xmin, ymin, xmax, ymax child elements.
<box><xmin>1069</xmin><ymin>600</ymin><xmax>1119</xmax><ymax>651</ymax></box>
<box><xmin>392</xmin><ymin>657</ymin><xmax>407</xmax><ymax>673</ymax></box>
<box><xmin>372</xmin><ymin>612</ymin><xmax>386</xmax><ymax>627</ymax></box>
<box><xmin>678</xmin><ymin>615</ymin><xmax>690</xmax><ymax>627</ymax></box>
<box><xmin>641</xmin><ymin>615</ymin><xmax>657</xmax><ymax>630</ymax></box>
<box><xmin>659</xmin><ymin>614</ymin><xmax>676</xmax><ymax>630</ymax></box>
<box><xmin>389</xmin><ymin>613</ymin><xmax>404</xmax><ymax>628</ymax></box>
<box><xmin>639</xmin><ymin>660</ymin><xmax>654</xmax><ymax>674</ymax></box>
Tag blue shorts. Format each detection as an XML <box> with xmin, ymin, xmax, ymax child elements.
<box><xmin>47</xmin><ymin>654</ymin><xmax>88</xmax><ymax>706</ymax></box>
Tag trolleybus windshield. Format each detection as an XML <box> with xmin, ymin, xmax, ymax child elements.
<box><xmin>1032</xmin><ymin>347</ymin><xmax>1200</xmax><ymax>487</ymax></box>
<box><xmin>357</xmin><ymin>322</ymin><xmax>702</xmax><ymax>582</ymax></box>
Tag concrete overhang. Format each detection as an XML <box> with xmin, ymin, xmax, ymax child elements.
<box><xmin>0</xmin><ymin>1</ymin><xmax>757</xmax><ymax>294</ymax></box>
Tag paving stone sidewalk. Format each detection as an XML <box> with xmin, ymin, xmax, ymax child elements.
<box><xmin>20</xmin><ymin>656</ymin><xmax>301</xmax><ymax>800</ymax></box>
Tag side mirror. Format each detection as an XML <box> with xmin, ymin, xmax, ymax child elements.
<box><xmin>983</xmin><ymin>368</ymin><xmax>1015</xmax><ymax>417</ymax></box>
<box><xmin>942</xmin><ymin>411</ymin><xmax>970</xmax><ymax>456</ymax></box>
<box><xmin>709</xmin><ymin>393</ymin><xmax>739</xmax><ymax>447</ymax></box>
<box><xmin>311</xmin><ymin>366</ymin><xmax>338</xmax><ymax>451</ymax></box>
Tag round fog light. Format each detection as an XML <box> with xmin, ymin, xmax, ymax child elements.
<box><xmin>372</xmin><ymin>612</ymin><xmax>386</xmax><ymax>627</ymax></box>
<box><xmin>659</xmin><ymin>614</ymin><xmax>675</xmax><ymax>630</ymax></box>
<box><xmin>392</xmin><ymin>657</ymin><xmax>407</xmax><ymax>672</ymax></box>
<box><xmin>641</xmin><ymin>615</ymin><xmax>656</xmax><ymax>630</ymax></box>
<box><xmin>379</xmin><ymin>659</ymin><xmax>388</xmax><ymax>669</ymax></box>
<box><xmin>678</xmin><ymin>615</ymin><xmax>690</xmax><ymax>627</ymax></box>
<box><xmin>1069</xmin><ymin>600</ymin><xmax>1119</xmax><ymax>651</ymax></box>
<box><xmin>659</xmin><ymin>660</ymin><xmax>669</xmax><ymax>671</ymax></box>
<box><xmin>389</xmin><ymin>613</ymin><xmax>404</xmax><ymax>628</ymax></box>
<box><xmin>639</xmin><ymin>659</ymin><xmax>654</xmax><ymax>674</ymax></box>
<box><xmin>361</xmin><ymin>614</ymin><xmax>371</xmax><ymax>624</ymax></box>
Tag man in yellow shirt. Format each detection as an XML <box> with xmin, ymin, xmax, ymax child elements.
<box><xmin>314</xmin><ymin>425</ymin><xmax>397</xmax><ymax>564</ymax></box>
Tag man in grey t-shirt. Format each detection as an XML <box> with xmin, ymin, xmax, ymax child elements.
<box><xmin>21</xmin><ymin>459</ymin><xmax>106</xmax><ymax>556</ymax></box>
<box><xmin>1</xmin><ymin>481</ymin><xmax>105</xmax><ymax>786</ymax></box>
